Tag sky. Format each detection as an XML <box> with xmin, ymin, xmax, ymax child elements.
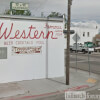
<box><xmin>72</xmin><ymin>0</ymin><xmax>100</xmax><ymax>22</ymax></box>
<box><xmin>0</xmin><ymin>0</ymin><xmax>100</xmax><ymax>22</ymax></box>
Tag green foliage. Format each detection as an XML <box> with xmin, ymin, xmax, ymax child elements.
<box><xmin>4</xmin><ymin>9</ymin><xmax>11</xmax><ymax>15</ymax></box>
<box><xmin>4</xmin><ymin>9</ymin><xmax>31</xmax><ymax>16</ymax></box>
<box><xmin>48</xmin><ymin>12</ymin><xmax>63</xmax><ymax>18</ymax></box>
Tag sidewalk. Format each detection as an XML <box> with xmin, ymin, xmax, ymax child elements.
<box><xmin>0</xmin><ymin>68</ymin><xmax>100</xmax><ymax>100</ymax></box>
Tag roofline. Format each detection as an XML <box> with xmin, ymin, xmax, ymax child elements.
<box><xmin>0</xmin><ymin>15</ymin><xmax>63</xmax><ymax>22</ymax></box>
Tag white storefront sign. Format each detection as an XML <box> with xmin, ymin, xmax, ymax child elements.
<box><xmin>11</xmin><ymin>2</ymin><xmax>29</xmax><ymax>10</ymax></box>
<box><xmin>12</xmin><ymin>46</ymin><xmax>42</xmax><ymax>55</ymax></box>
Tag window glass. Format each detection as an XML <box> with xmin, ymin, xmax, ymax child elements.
<box><xmin>83</xmin><ymin>32</ymin><xmax>85</xmax><ymax>37</ymax></box>
<box><xmin>87</xmin><ymin>32</ymin><xmax>89</xmax><ymax>37</ymax></box>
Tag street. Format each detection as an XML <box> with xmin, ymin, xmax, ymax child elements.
<box><xmin>70</xmin><ymin>52</ymin><xmax>100</xmax><ymax>74</ymax></box>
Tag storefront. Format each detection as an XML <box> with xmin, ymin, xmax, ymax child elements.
<box><xmin>0</xmin><ymin>16</ymin><xmax>64</xmax><ymax>83</ymax></box>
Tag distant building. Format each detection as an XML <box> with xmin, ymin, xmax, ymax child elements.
<box><xmin>70</xmin><ymin>21</ymin><xmax>99</xmax><ymax>45</ymax></box>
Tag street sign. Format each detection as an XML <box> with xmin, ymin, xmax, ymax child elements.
<box><xmin>84</xmin><ymin>42</ymin><xmax>94</xmax><ymax>47</ymax></box>
<box><xmin>72</xmin><ymin>33</ymin><xmax>80</xmax><ymax>42</ymax></box>
<box><xmin>63</xmin><ymin>30</ymin><xmax>75</xmax><ymax>34</ymax></box>
<box><xmin>10</xmin><ymin>2</ymin><xmax>29</xmax><ymax>10</ymax></box>
<box><xmin>72</xmin><ymin>34</ymin><xmax>80</xmax><ymax>72</ymax></box>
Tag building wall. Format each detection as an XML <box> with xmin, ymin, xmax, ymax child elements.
<box><xmin>70</xmin><ymin>26</ymin><xmax>99</xmax><ymax>45</ymax></box>
<box><xmin>0</xmin><ymin>16</ymin><xmax>64</xmax><ymax>83</ymax></box>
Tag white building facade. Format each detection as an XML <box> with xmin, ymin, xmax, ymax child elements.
<box><xmin>0</xmin><ymin>16</ymin><xmax>64</xmax><ymax>83</ymax></box>
<box><xmin>70</xmin><ymin>22</ymin><xmax>99</xmax><ymax>45</ymax></box>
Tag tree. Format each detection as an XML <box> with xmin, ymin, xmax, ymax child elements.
<box><xmin>4</xmin><ymin>9</ymin><xmax>31</xmax><ymax>16</ymax></box>
<box><xmin>48</xmin><ymin>12</ymin><xmax>63</xmax><ymax>18</ymax></box>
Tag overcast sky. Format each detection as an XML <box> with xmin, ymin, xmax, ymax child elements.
<box><xmin>0</xmin><ymin>0</ymin><xmax>100</xmax><ymax>22</ymax></box>
<box><xmin>72</xmin><ymin>0</ymin><xmax>100</xmax><ymax>21</ymax></box>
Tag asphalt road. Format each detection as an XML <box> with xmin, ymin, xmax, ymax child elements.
<box><xmin>70</xmin><ymin>52</ymin><xmax>100</xmax><ymax>74</ymax></box>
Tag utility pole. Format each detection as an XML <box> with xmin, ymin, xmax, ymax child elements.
<box><xmin>66</xmin><ymin>0</ymin><xmax>72</xmax><ymax>85</ymax></box>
